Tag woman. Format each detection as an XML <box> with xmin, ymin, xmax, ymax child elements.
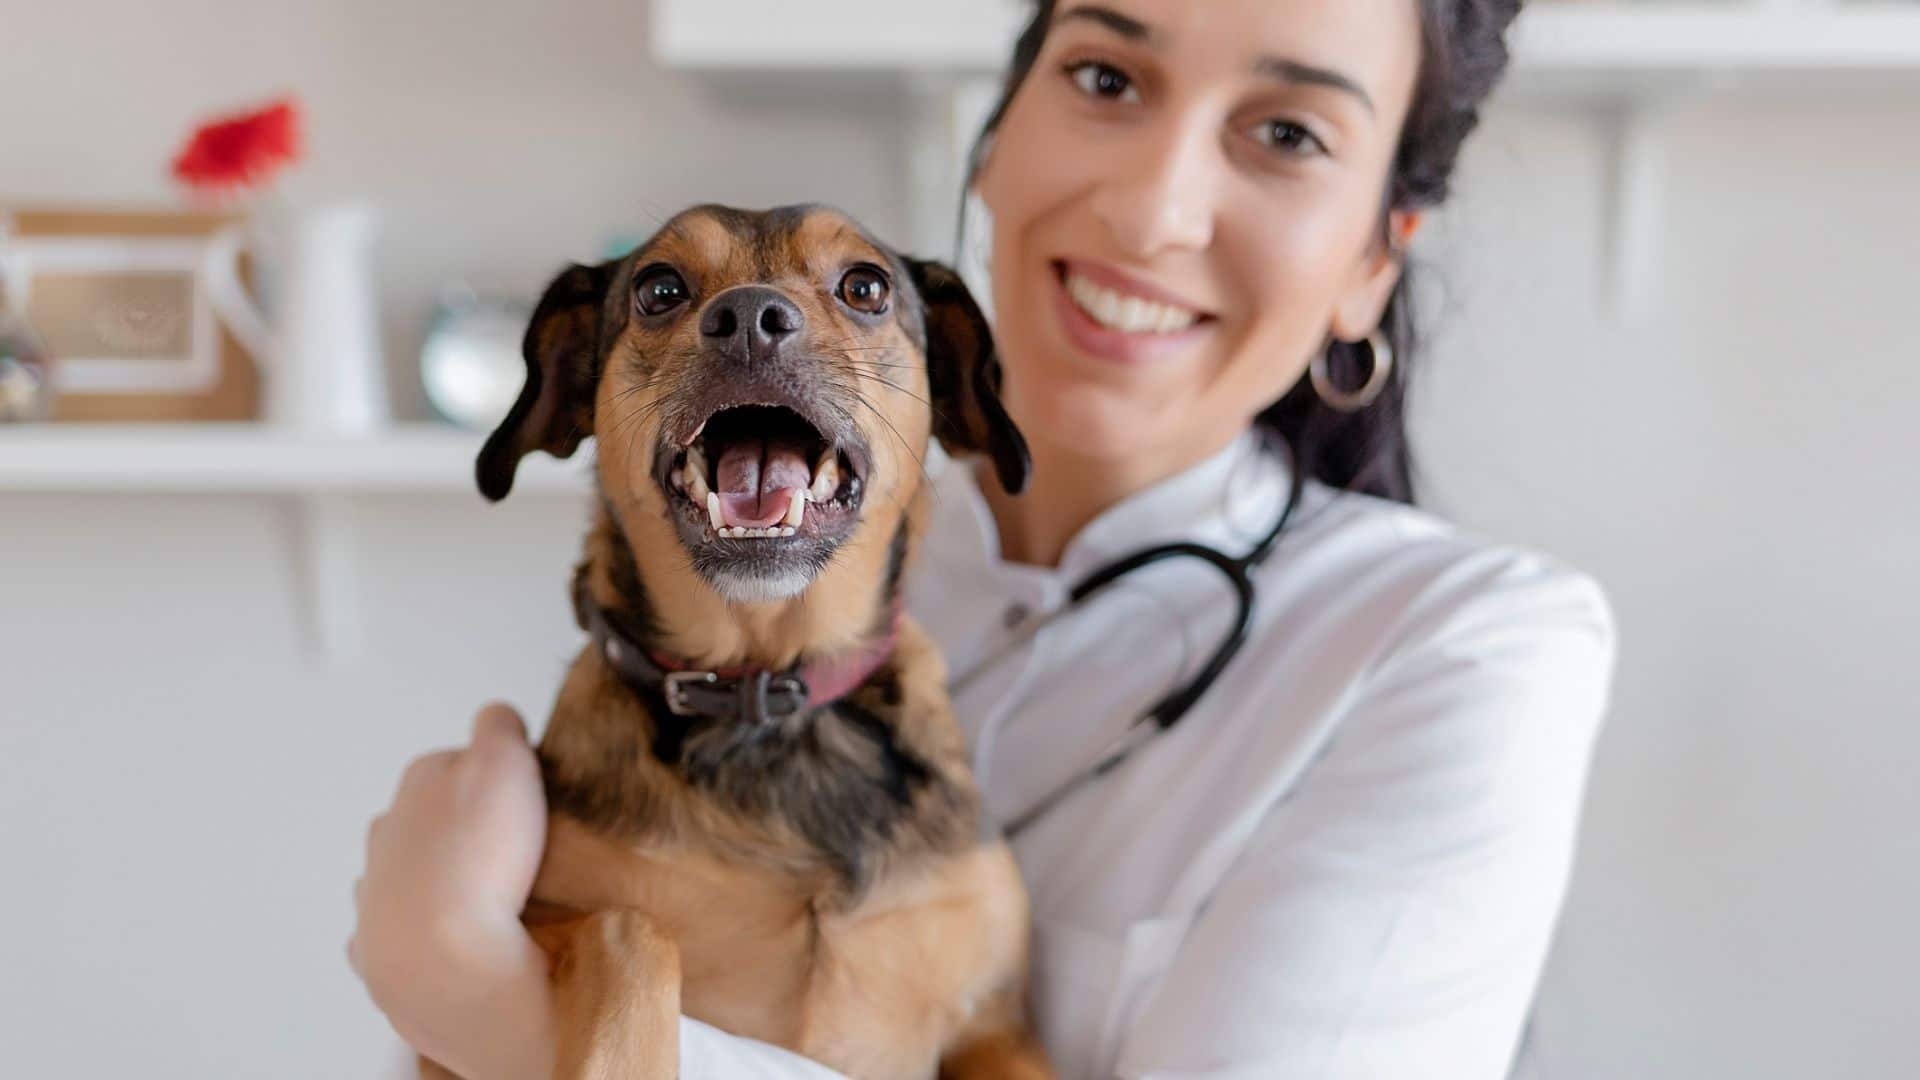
<box><xmin>349</xmin><ymin>1</ymin><xmax>1617</xmax><ymax>1077</ymax></box>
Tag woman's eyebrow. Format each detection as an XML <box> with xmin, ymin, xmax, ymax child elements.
<box><xmin>1054</xmin><ymin>7</ymin><xmax>1376</xmax><ymax>118</ymax></box>
<box><xmin>1054</xmin><ymin>4</ymin><xmax>1152</xmax><ymax>42</ymax></box>
<box><xmin>1255</xmin><ymin>56</ymin><xmax>1376</xmax><ymax>116</ymax></box>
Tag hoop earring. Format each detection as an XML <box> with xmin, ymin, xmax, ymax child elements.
<box><xmin>1310</xmin><ymin>330</ymin><xmax>1394</xmax><ymax>413</ymax></box>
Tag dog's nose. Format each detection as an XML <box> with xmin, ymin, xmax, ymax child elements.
<box><xmin>700</xmin><ymin>286</ymin><xmax>805</xmax><ymax>363</ymax></box>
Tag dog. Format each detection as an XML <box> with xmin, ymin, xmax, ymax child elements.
<box><xmin>438</xmin><ymin>204</ymin><xmax>1052</xmax><ymax>1080</ymax></box>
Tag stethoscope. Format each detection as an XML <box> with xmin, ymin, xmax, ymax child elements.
<box><xmin>952</xmin><ymin>434</ymin><xmax>1309</xmax><ymax>838</ymax></box>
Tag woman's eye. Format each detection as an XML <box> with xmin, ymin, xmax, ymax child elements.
<box><xmin>635</xmin><ymin>268</ymin><xmax>690</xmax><ymax>316</ymax></box>
<box><xmin>1068</xmin><ymin>61</ymin><xmax>1140</xmax><ymax>104</ymax></box>
<box><xmin>1255</xmin><ymin>120</ymin><xmax>1327</xmax><ymax>157</ymax></box>
<box><xmin>838</xmin><ymin>267</ymin><xmax>891</xmax><ymax>314</ymax></box>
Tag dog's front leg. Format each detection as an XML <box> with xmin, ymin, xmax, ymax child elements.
<box><xmin>939</xmin><ymin>1030</ymin><xmax>1053</xmax><ymax>1080</ymax></box>
<box><xmin>938</xmin><ymin>986</ymin><xmax>1054</xmax><ymax>1080</ymax></box>
<box><xmin>414</xmin><ymin>907</ymin><xmax>681</xmax><ymax>1080</ymax></box>
<box><xmin>525</xmin><ymin>906</ymin><xmax>683</xmax><ymax>1080</ymax></box>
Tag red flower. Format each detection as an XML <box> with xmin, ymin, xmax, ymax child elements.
<box><xmin>171</xmin><ymin>98</ymin><xmax>303</xmax><ymax>193</ymax></box>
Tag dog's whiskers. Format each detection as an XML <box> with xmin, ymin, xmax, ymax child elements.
<box><xmin>850</xmin><ymin>394</ymin><xmax>932</xmax><ymax>513</ymax></box>
<box><xmin>848</xmin><ymin>371</ymin><xmax>934</xmax><ymax>411</ymax></box>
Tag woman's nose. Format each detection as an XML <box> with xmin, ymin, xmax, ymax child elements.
<box><xmin>1088</xmin><ymin>119</ymin><xmax>1218</xmax><ymax>258</ymax></box>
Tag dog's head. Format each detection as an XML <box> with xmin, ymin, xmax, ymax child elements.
<box><xmin>477</xmin><ymin>204</ymin><xmax>1027</xmax><ymax>624</ymax></box>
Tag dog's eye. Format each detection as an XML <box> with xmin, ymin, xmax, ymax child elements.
<box><xmin>838</xmin><ymin>267</ymin><xmax>890</xmax><ymax>315</ymax></box>
<box><xmin>635</xmin><ymin>267</ymin><xmax>690</xmax><ymax>317</ymax></box>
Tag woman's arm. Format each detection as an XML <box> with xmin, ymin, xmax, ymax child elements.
<box><xmin>350</xmin><ymin>705</ymin><xmax>555</xmax><ymax>1080</ymax></box>
<box><xmin>349</xmin><ymin>705</ymin><xmax>851</xmax><ymax>1080</ymax></box>
<box><xmin>1112</xmin><ymin>565</ymin><xmax>1618</xmax><ymax>1078</ymax></box>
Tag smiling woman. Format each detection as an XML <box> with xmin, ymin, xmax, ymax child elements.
<box><xmin>350</xmin><ymin>3</ymin><xmax>1619</xmax><ymax>1079</ymax></box>
<box><xmin>970</xmin><ymin>0</ymin><xmax>1515</xmax><ymax>565</ymax></box>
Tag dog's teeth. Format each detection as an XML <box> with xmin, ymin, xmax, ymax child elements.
<box><xmin>707</xmin><ymin>492</ymin><xmax>724</xmax><ymax>532</ymax></box>
<box><xmin>685</xmin><ymin>444</ymin><xmax>710</xmax><ymax>501</ymax></box>
<box><xmin>784</xmin><ymin>489</ymin><xmax>806</xmax><ymax>528</ymax></box>
<box><xmin>809</xmin><ymin>457</ymin><xmax>839</xmax><ymax>503</ymax></box>
<box><xmin>780</xmin><ymin>527</ymin><xmax>796</xmax><ymax>538</ymax></box>
<box><xmin>683</xmin><ymin>419</ymin><xmax>707</xmax><ymax>447</ymax></box>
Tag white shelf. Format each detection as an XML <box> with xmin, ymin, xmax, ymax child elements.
<box><xmin>653</xmin><ymin>1</ymin><xmax>1920</xmax><ymax>87</ymax></box>
<box><xmin>0</xmin><ymin>424</ymin><xmax>593</xmax><ymax>659</ymax></box>
<box><xmin>1514</xmin><ymin>4</ymin><xmax>1920</xmax><ymax>74</ymax></box>
<box><xmin>0</xmin><ymin>423</ymin><xmax>592</xmax><ymax>496</ymax></box>
<box><xmin>654</xmin><ymin>0</ymin><xmax>1025</xmax><ymax>73</ymax></box>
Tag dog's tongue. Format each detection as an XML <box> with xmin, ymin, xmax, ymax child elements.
<box><xmin>716</xmin><ymin>436</ymin><xmax>813</xmax><ymax>528</ymax></box>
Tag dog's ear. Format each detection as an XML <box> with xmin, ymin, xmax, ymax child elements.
<box><xmin>477</xmin><ymin>261</ymin><xmax>617</xmax><ymax>501</ymax></box>
<box><xmin>904</xmin><ymin>259</ymin><xmax>1031</xmax><ymax>496</ymax></box>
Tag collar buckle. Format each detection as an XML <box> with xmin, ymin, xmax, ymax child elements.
<box><xmin>662</xmin><ymin>668</ymin><xmax>809</xmax><ymax>725</ymax></box>
<box><xmin>662</xmin><ymin>670</ymin><xmax>720</xmax><ymax>717</ymax></box>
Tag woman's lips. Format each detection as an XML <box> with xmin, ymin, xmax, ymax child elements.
<box><xmin>1049</xmin><ymin>261</ymin><xmax>1213</xmax><ymax>366</ymax></box>
<box><xmin>1060</xmin><ymin>258</ymin><xmax>1210</xmax><ymax>313</ymax></box>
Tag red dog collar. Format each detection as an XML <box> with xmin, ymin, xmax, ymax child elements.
<box><xmin>583</xmin><ymin>595</ymin><xmax>901</xmax><ymax>726</ymax></box>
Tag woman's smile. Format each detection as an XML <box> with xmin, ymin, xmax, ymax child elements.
<box><xmin>1050</xmin><ymin>257</ymin><xmax>1217</xmax><ymax>366</ymax></box>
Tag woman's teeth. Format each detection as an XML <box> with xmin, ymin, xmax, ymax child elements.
<box><xmin>1065</xmin><ymin>272</ymin><xmax>1200</xmax><ymax>334</ymax></box>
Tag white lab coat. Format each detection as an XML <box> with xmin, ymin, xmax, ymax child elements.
<box><xmin>674</xmin><ymin>429</ymin><xmax>1617</xmax><ymax>1078</ymax></box>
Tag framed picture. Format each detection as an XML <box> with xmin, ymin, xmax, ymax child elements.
<box><xmin>0</xmin><ymin>208</ymin><xmax>260</xmax><ymax>421</ymax></box>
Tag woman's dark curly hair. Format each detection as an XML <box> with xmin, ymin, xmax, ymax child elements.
<box><xmin>965</xmin><ymin>0</ymin><xmax>1524</xmax><ymax>504</ymax></box>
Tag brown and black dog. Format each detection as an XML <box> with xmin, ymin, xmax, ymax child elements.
<box><xmin>442</xmin><ymin>204</ymin><xmax>1051</xmax><ymax>1080</ymax></box>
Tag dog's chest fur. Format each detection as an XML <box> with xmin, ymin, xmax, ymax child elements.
<box><xmin>526</xmin><ymin>632</ymin><xmax>1029</xmax><ymax>1079</ymax></box>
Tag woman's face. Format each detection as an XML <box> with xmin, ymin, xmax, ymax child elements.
<box><xmin>977</xmin><ymin>0</ymin><xmax>1424</xmax><ymax>468</ymax></box>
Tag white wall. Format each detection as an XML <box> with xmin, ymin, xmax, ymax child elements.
<box><xmin>1419</xmin><ymin>96</ymin><xmax>1920</xmax><ymax>1080</ymax></box>
<box><xmin>4</xmin><ymin>4</ymin><xmax>1919</xmax><ymax>1079</ymax></box>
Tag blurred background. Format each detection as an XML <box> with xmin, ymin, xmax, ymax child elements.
<box><xmin>2</xmin><ymin>1</ymin><xmax>1916</xmax><ymax>1077</ymax></box>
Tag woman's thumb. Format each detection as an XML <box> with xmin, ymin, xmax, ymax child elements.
<box><xmin>472</xmin><ymin>702</ymin><xmax>529</xmax><ymax>750</ymax></box>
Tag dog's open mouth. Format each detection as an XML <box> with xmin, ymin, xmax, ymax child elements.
<box><xmin>662</xmin><ymin>404</ymin><xmax>867</xmax><ymax>543</ymax></box>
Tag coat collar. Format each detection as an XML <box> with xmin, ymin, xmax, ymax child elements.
<box><xmin>936</xmin><ymin>428</ymin><xmax>1295</xmax><ymax>586</ymax></box>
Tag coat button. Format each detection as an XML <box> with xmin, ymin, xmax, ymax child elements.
<box><xmin>1002</xmin><ymin>602</ymin><xmax>1032</xmax><ymax>630</ymax></box>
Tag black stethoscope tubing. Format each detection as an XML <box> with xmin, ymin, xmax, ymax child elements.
<box><xmin>980</xmin><ymin>435</ymin><xmax>1309</xmax><ymax>838</ymax></box>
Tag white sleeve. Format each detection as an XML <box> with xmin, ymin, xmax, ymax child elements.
<box><xmin>380</xmin><ymin>1005</ymin><xmax>851</xmax><ymax>1078</ymax></box>
<box><xmin>1113</xmin><ymin>564</ymin><xmax>1618</xmax><ymax>1079</ymax></box>
<box><xmin>679</xmin><ymin>1017</ymin><xmax>853</xmax><ymax>1079</ymax></box>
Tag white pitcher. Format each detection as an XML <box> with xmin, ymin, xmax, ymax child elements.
<box><xmin>203</xmin><ymin>202</ymin><xmax>389</xmax><ymax>433</ymax></box>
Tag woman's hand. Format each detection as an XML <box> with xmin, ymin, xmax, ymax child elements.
<box><xmin>348</xmin><ymin>704</ymin><xmax>556</xmax><ymax>1080</ymax></box>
